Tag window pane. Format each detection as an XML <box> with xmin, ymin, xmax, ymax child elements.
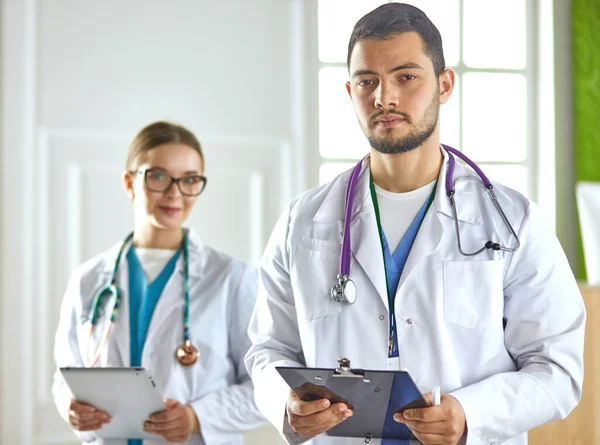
<box><xmin>463</xmin><ymin>0</ymin><xmax>526</xmax><ymax>69</ymax></box>
<box><xmin>462</xmin><ymin>72</ymin><xmax>527</xmax><ymax>162</ymax></box>
<box><xmin>318</xmin><ymin>0</ymin><xmax>383</xmax><ymax>63</ymax></box>
<box><xmin>319</xmin><ymin>67</ymin><xmax>370</xmax><ymax>159</ymax></box>
<box><xmin>478</xmin><ymin>163</ymin><xmax>528</xmax><ymax>197</ymax></box>
<box><xmin>394</xmin><ymin>0</ymin><xmax>460</xmax><ymax>67</ymax></box>
<box><xmin>320</xmin><ymin>162</ymin><xmax>355</xmax><ymax>185</ymax></box>
<box><xmin>440</xmin><ymin>74</ymin><xmax>460</xmax><ymax>149</ymax></box>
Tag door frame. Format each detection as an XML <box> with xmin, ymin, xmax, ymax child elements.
<box><xmin>1</xmin><ymin>0</ymin><xmax>37</xmax><ymax>443</ymax></box>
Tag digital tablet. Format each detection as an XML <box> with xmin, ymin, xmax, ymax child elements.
<box><xmin>60</xmin><ymin>367</ymin><xmax>165</xmax><ymax>439</ymax></box>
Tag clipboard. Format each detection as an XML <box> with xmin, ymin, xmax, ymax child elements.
<box><xmin>276</xmin><ymin>358</ymin><xmax>428</xmax><ymax>442</ymax></box>
<box><xmin>60</xmin><ymin>367</ymin><xmax>165</xmax><ymax>439</ymax></box>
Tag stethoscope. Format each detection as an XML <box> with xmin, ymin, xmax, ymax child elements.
<box><xmin>330</xmin><ymin>144</ymin><xmax>521</xmax><ymax>304</ymax></box>
<box><xmin>85</xmin><ymin>231</ymin><xmax>198</xmax><ymax>367</ymax></box>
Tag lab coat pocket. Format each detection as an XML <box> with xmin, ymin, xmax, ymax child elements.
<box><xmin>443</xmin><ymin>259</ymin><xmax>504</xmax><ymax>331</ymax></box>
<box><xmin>292</xmin><ymin>238</ymin><xmax>343</xmax><ymax>319</ymax></box>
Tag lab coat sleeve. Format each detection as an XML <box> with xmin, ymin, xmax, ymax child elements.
<box><xmin>244</xmin><ymin>202</ymin><xmax>309</xmax><ymax>445</ymax></box>
<box><xmin>449</xmin><ymin>201</ymin><xmax>586</xmax><ymax>445</ymax></box>
<box><xmin>190</xmin><ymin>263</ymin><xmax>266</xmax><ymax>444</ymax></box>
<box><xmin>52</xmin><ymin>266</ymin><xmax>98</xmax><ymax>444</ymax></box>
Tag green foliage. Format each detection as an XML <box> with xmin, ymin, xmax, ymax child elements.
<box><xmin>573</xmin><ymin>0</ymin><xmax>600</xmax><ymax>279</ymax></box>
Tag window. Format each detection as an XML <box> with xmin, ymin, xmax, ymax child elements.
<box><xmin>316</xmin><ymin>0</ymin><xmax>534</xmax><ymax>198</ymax></box>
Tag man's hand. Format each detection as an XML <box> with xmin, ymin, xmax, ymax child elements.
<box><xmin>286</xmin><ymin>387</ymin><xmax>353</xmax><ymax>438</ymax></box>
<box><xmin>394</xmin><ymin>392</ymin><xmax>467</xmax><ymax>445</ymax></box>
<box><xmin>144</xmin><ymin>399</ymin><xmax>200</xmax><ymax>443</ymax></box>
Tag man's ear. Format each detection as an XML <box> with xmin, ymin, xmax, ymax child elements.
<box><xmin>439</xmin><ymin>68</ymin><xmax>455</xmax><ymax>105</ymax></box>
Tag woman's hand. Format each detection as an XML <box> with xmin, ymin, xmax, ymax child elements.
<box><xmin>144</xmin><ymin>399</ymin><xmax>200</xmax><ymax>443</ymax></box>
<box><xmin>68</xmin><ymin>399</ymin><xmax>111</xmax><ymax>431</ymax></box>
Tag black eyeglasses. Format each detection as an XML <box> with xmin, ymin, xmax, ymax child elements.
<box><xmin>133</xmin><ymin>168</ymin><xmax>207</xmax><ymax>196</ymax></box>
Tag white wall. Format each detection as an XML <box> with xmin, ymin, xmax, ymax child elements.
<box><xmin>1</xmin><ymin>1</ymin><xmax>305</xmax><ymax>443</ymax></box>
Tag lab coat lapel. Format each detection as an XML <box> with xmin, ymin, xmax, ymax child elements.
<box><xmin>398</xmin><ymin>203</ymin><xmax>444</xmax><ymax>288</ymax></box>
<box><xmin>349</xmin><ymin>163</ymin><xmax>389</xmax><ymax>311</ymax></box>
<box><xmin>397</xmin><ymin>150</ymin><xmax>449</xmax><ymax>288</ymax></box>
<box><xmin>110</xmin><ymin>261</ymin><xmax>130</xmax><ymax>366</ymax></box>
<box><xmin>143</xmin><ymin>262</ymin><xmax>183</xmax><ymax>348</ymax></box>
<box><xmin>398</xmin><ymin>147</ymin><xmax>483</xmax><ymax>287</ymax></box>
<box><xmin>314</xmin><ymin>162</ymin><xmax>388</xmax><ymax>309</ymax></box>
<box><xmin>88</xmin><ymin>243</ymin><xmax>131</xmax><ymax>367</ymax></box>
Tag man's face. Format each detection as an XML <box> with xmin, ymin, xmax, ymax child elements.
<box><xmin>346</xmin><ymin>32</ymin><xmax>449</xmax><ymax>154</ymax></box>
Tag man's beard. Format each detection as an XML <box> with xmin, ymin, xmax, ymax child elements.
<box><xmin>367</xmin><ymin>93</ymin><xmax>440</xmax><ymax>155</ymax></box>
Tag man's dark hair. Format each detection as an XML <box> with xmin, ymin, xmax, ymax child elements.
<box><xmin>347</xmin><ymin>3</ymin><xmax>446</xmax><ymax>76</ymax></box>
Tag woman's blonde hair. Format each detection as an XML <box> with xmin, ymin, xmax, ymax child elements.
<box><xmin>126</xmin><ymin>121</ymin><xmax>205</xmax><ymax>171</ymax></box>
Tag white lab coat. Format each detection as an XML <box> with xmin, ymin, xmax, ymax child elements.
<box><xmin>245</xmin><ymin>150</ymin><xmax>585</xmax><ymax>445</ymax></box>
<box><xmin>53</xmin><ymin>229</ymin><xmax>265</xmax><ymax>445</ymax></box>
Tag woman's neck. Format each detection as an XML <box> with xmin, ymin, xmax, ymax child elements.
<box><xmin>133</xmin><ymin>225</ymin><xmax>183</xmax><ymax>250</ymax></box>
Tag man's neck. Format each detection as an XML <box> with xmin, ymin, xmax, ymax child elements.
<box><xmin>370</xmin><ymin>141</ymin><xmax>442</xmax><ymax>193</ymax></box>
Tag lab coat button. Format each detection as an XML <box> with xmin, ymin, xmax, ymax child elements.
<box><xmin>379</xmin><ymin>315</ymin><xmax>385</xmax><ymax>321</ymax></box>
<box><xmin>405</xmin><ymin>318</ymin><xmax>413</xmax><ymax>325</ymax></box>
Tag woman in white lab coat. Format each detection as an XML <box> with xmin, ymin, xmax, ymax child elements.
<box><xmin>52</xmin><ymin>121</ymin><xmax>264</xmax><ymax>445</ymax></box>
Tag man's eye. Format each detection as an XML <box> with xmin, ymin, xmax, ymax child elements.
<box><xmin>358</xmin><ymin>80</ymin><xmax>374</xmax><ymax>87</ymax></box>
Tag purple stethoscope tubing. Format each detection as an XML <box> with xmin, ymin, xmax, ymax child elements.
<box><xmin>340</xmin><ymin>160</ymin><xmax>364</xmax><ymax>275</ymax></box>
<box><xmin>333</xmin><ymin>144</ymin><xmax>521</xmax><ymax>303</ymax></box>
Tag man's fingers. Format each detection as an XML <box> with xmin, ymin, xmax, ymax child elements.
<box><xmin>164</xmin><ymin>398</ymin><xmax>182</xmax><ymax>409</ymax></box>
<box><xmin>287</xmin><ymin>387</ymin><xmax>355</xmax><ymax>439</ymax></box>
<box><xmin>402</xmin><ymin>405</ymin><xmax>444</xmax><ymax>423</ymax></box>
<box><xmin>304</xmin><ymin>409</ymin><xmax>353</xmax><ymax>435</ymax></box>
<box><xmin>288</xmin><ymin>396</ymin><xmax>331</xmax><ymax>417</ymax></box>
<box><xmin>292</xmin><ymin>403</ymin><xmax>348</xmax><ymax>427</ymax></box>
<box><xmin>401</xmin><ymin>419</ymin><xmax>451</xmax><ymax>435</ymax></box>
<box><xmin>421</xmin><ymin>392</ymin><xmax>434</xmax><ymax>406</ymax></box>
<box><xmin>290</xmin><ymin>405</ymin><xmax>352</xmax><ymax>431</ymax></box>
<box><xmin>294</xmin><ymin>383</ymin><xmax>333</xmax><ymax>400</ymax></box>
<box><xmin>409</xmin><ymin>430</ymin><xmax>447</xmax><ymax>445</ymax></box>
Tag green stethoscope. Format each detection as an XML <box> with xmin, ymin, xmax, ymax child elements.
<box><xmin>85</xmin><ymin>231</ymin><xmax>198</xmax><ymax>367</ymax></box>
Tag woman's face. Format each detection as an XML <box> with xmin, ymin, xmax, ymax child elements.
<box><xmin>123</xmin><ymin>143</ymin><xmax>204</xmax><ymax>232</ymax></box>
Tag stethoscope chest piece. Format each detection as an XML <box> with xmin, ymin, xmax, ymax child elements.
<box><xmin>176</xmin><ymin>339</ymin><xmax>199</xmax><ymax>366</ymax></box>
<box><xmin>331</xmin><ymin>274</ymin><xmax>357</xmax><ymax>304</ymax></box>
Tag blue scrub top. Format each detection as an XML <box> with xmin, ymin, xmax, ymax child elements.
<box><xmin>370</xmin><ymin>178</ymin><xmax>436</xmax><ymax>443</ymax></box>
<box><xmin>127</xmin><ymin>246</ymin><xmax>181</xmax><ymax>444</ymax></box>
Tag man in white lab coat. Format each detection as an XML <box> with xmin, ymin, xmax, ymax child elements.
<box><xmin>245</xmin><ymin>3</ymin><xmax>585</xmax><ymax>445</ymax></box>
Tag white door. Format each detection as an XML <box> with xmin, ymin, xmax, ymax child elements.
<box><xmin>1</xmin><ymin>1</ymin><xmax>305</xmax><ymax>443</ymax></box>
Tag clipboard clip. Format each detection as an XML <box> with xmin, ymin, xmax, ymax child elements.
<box><xmin>333</xmin><ymin>357</ymin><xmax>364</xmax><ymax>378</ymax></box>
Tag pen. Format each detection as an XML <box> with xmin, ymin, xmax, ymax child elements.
<box><xmin>432</xmin><ymin>386</ymin><xmax>441</xmax><ymax>406</ymax></box>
